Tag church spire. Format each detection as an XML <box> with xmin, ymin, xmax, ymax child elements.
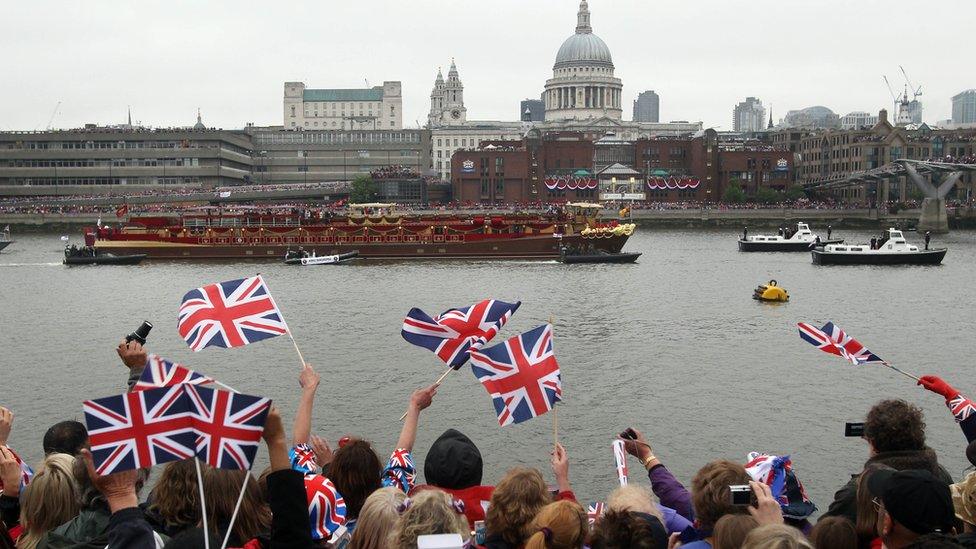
<box><xmin>768</xmin><ymin>108</ymin><xmax>774</xmax><ymax>129</ymax></box>
<box><xmin>448</xmin><ymin>58</ymin><xmax>459</xmax><ymax>78</ymax></box>
<box><xmin>435</xmin><ymin>67</ymin><xmax>444</xmax><ymax>84</ymax></box>
<box><xmin>127</xmin><ymin>106</ymin><xmax>132</xmax><ymax>126</ymax></box>
<box><xmin>576</xmin><ymin>0</ymin><xmax>592</xmax><ymax>34</ymax></box>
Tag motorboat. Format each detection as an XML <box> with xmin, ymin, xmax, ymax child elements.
<box><xmin>63</xmin><ymin>246</ymin><xmax>146</xmax><ymax>265</ymax></box>
<box><xmin>284</xmin><ymin>250</ymin><xmax>360</xmax><ymax>266</ymax></box>
<box><xmin>559</xmin><ymin>251</ymin><xmax>641</xmax><ymax>264</ymax></box>
<box><xmin>737</xmin><ymin>222</ymin><xmax>842</xmax><ymax>252</ymax></box>
<box><xmin>811</xmin><ymin>228</ymin><xmax>946</xmax><ymax>265</ymax></box>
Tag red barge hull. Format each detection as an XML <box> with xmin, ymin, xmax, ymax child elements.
<box><xmin>93</xmin><ymin>234</ymin><xmax>628</xmax><ymax>260</ymax></box>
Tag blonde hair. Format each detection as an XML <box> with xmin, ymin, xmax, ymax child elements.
<box><xmin>606</xmin><ymin>485</ymin><xmax>663</xmax><ymax>522</ymax></box>
<box><xmin>392</xmin><ymin>490</ymin><xmax>469</xmax><ymax>549</ymax></box>
<box><xmin>486</xmin><ymin>467</ymin><xmax>550</xmax><ymax>545</ymax></box>
<box><xmin>742</xmin><ymin>524</ymin><xmax>813</xmax><ymax>549</ymax></box>
<box><xmin>524</xmin><ymin>500</ymin><xmax>587</xmax><ymax>549</ymax></box>
<box><xmin>349</xmin><ymin>487</ymin><xmax>406</xmax><ymax>549</ymax></box>
<box><xmin>17</xmin><ymin>453</ymin><xmax>80</xmax><ymax>549</ymax></box>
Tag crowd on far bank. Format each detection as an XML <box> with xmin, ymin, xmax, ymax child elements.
<box><xmin>4</xmin><ymin>339</ymin><xmax>976</xmax><ymax>549</ymax></box>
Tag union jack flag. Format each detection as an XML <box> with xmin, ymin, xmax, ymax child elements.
<box><xmin>184</xmin><ymin>385</ymin><xmax>271</xmax><ymax>470</ymax></box>
<box><xmin>83</xmin><ymin>386</ymin><xmax>196</xmax><ymax>475</ymax></box>
<box><xmin>290</xmin><ymin>443</ymin><xmax>318</xmax><ymax>474</ymax></box>
<box><xmin>133</xmin><ymin>355</ymin><xmax>214</xmax><ymax>392</ymax></box>
<box><xmin>304</xmin><ymin>473</ymin><xmax>347</xmax><ymax>540</ymax></box>
<box><xmin>469</xmin><ymin>324</ymin><xmax>561</xmax><ymax>426</ymax></box>
<box><xmin>0</xmin><ymin>446</ymin><xmax>34</xmax><ymax>495</ymax></box>
<box><xmin>587</xmin><ymin>502</ymin><xmax>605</xmax><ymax>526</ymax></box>
<box><xmin>401</xmin><ymin>299</ymin><xmax>520</xmax><ymax>369</ymax></box>
<box><xmin>797</xmin><ymin>321</ymin><xmax>884</xmax><ymax>365</ymax></box>
<box><xmin>179</xmin><ymin>275</ymin><xmax>289</xmax><ymax>352</ymax></box>
<box><xmin>382</xmin><ymin>448</ymin><xmax>416</xmax><ymax>493</ymax></box>
<box><xmin>949</xmin><ymin>395</ymin><xmax>976</xmax><ymax>423</ymax></box>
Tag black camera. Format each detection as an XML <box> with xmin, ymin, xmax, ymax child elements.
<box><xmin>729</xmin><ymin>485</ymin><xmax>752</xmax><ymax>506</ymax></box>
<box><xmin>126</xmin><ymin>321</ymin><xmax>153</xmax><ymax>346</ymax></box>
<box><xmin>845</xmin><ymin>422</ymin><xmax>865</xmax><ymax>437</ymax></box>
<box><xmin>619</xmin><ymin>428</ymin><xmax>638</xmax><ymax>440</ymax></box>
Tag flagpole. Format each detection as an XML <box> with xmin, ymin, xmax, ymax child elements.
<box><xmin>549</xmin><ymin>315</ymin><xmax>558</xmax><ymax>449</ymax></box>
<box><xmin>256</xmin><ymin>273</ymin><xmax>307</xmax><ymax>368</ymax></box>
<box><xmin>220</xmin><ymin>470</ymin><xmax>250</xmax><ymax>549</ymax></box>
<box><xmin>195</xmin><ymin>458</ymin><xmax>211</xmax><ymax>549</ymax></box>
<box><xmin>881</xmin><ymin>361</ymin><xmax>920</xmax><ymax>382</ymax></box>
<box><xmin>399</xmin><ymin>366</ymin><xmax>453</xmax><ymax>421</ymax></box>
<box><xmin>288</xmin><ymin>333</ymin><xmax>307</xmax><ymax>367</ymax></box>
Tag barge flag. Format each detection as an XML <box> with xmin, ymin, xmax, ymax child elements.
<box><xmin>470</xmin><ymin>324</ymin><xmax>561</xmax><ymax>426</ymax></box>
<box><xmin>401</xmin><ymin>299</ymin><xmax>521</xmax><ymax>369</ymax></box>
<box><xmin>179</xmin><ymin>275</ymin><xmax>289</xmax><ymax>352</ymax></box>
<box><xmin>133</xmin><ymin>355</ymin><xmax>214</xmax><ymax>392</ymax></box>
<box><xmin>797</xmin><ymin>321</ymin><xmax>884</xmax><ymax>365</ymax></box>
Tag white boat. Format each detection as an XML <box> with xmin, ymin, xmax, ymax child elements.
<box><xmin>812</xmin><ymin>228</ymin><xmax>946</xmax><ymax>265</ymax></box>
<box><xmin>284</xmin><ymin>250</ymin><xmax>360</xmax><ymax>266</ymax></box>
<box><xmin>738</xmin><ymin>222</ymin><xmax>842</xmax><ymax>252</ymax></box>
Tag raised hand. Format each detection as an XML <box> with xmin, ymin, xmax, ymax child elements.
<box><xmin>80</xmin><ymin>449</ymin><xmax>139</xmax><ymax>512</ymax></box>
<box><xmin>116</xmin><ymin>339</ymin><xmax>147</xmax><ymax>369</ymax></box>
<box><xmin>409</xmin><ymin>383</ymin><xmax>439</xmax><ymax>412</ymax></box>
<box><xmin>917</xmin><ymin>375</ymin><xmax>961</xmax><ymax>401</ymax></box>
<box><xmin>263</xmin><ymin>407</ymin><xmax>285</xmax><ymax>443</ymax></box>
<box><xmin>747</xmin><ymin>481</ymin><xmax>784</xmax><ymax>526</ymax></box>
<box><xmin>618</xmin><ymin>427</ymin><xmax>652</xmax><ymax>461</ymax></box>
<box><xmin>0</xmin><ymin>407</ymin><xmax>12</xmax><ymax>446</ymax></box>
<box><xmin>0</xmin><ymin>446</ymin><xmax>23</xmax><ymax>497</ymax></box>
<box><xmin>551</xmin><ymin>442</ymin><xmax>571</xmax><ymax>492</ymax></box>
<box><xmin>311</xmin><ymin>435</ymin><xmax>333</xmax><ymax>467</ymax></box>
<box><xmin>299</xmin><ymin>363</ymin><xmax>320</xmax><ymax>392</ymax></box>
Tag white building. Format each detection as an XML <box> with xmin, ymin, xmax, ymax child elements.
<box><xmin>283</xmin><ymin>81</ymin><xmax>402</xmax><ymax>130</ymax></box>
<box><xmin>840</xmin><ymin>111</ymin><xmax>879</xmax><ymax>130</ymax></box>
<box><xmin>428</xmin><ymin>60</ymin><xmax>467</xmax><ymax>127</ymax></box>
<box><xmin>732</xmin><ymin>97</ymin><xmax>766</xmax><ymax>132</ymax></box>
<box><xmin>952</xmin><ymin>89</ymin><xmax>976</xmax><ymax>125</ymax></box>
<box><xmin>543</xmin><ymin>0</ymin><xmax>623</xmax><ymax>122</ymax></box>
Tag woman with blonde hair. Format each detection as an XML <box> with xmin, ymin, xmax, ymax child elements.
<box><xmin>16</xmin><ymin>453</ymin><xmax>80</xmax><ymax>549</ymax></box>
<box><xmin>392</xmin><ymin>489</ymin><xmax>469</xmax><ymax>548</ymax></box>
<box><xmin>606</xmin><ymin>485</ymin><xmax>664</xmax><ymax>523</ymax></box>
<box><xmin>524</xmin><ymin>500</ymin><xmax>587</xmax><ymax>549</ymax></box>
<box><xmin>742</xmin><ymin>524</ymin><xmax>813</xmax><ymax>549</ymax></box>
<box><xmin>485</xmin><ymin>468</ymin><xmax>552</xmax><ymax>548</ymax></box>
<box><xmin>349</xmin><ymin>487</ymin><xmax>407</xmax><ymax>549</ymax></box>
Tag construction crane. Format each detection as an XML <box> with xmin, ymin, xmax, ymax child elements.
<box><xmin>900</xmin><ymin>65</ymin><xmax>922</xmax><ymax>100</ymax></box>
<box><xmin>39</xmin><ymin>101</ymin><xmax>61</xmax><ymax>131</ymax></box>
<box><xmin>883</xmin><ymin>75</ymin><xmax>899</xmax><ymax>116</ymax></box>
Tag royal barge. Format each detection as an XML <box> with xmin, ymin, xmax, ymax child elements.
<box><xmin>84</xmin><ymin>203</ymin><xmax>633</xmax><ymax>260</ymax></box>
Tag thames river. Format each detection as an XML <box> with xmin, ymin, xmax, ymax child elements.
<box><xmin>2</xmin><ymin>227</ymin><xmax>975</xmax><ymax>513</ymax></box>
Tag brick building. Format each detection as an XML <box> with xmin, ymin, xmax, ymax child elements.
<box><xmin>451</xmin><ymin>128</ymin><xmax>796</xmax><ymax>203</ymax></box>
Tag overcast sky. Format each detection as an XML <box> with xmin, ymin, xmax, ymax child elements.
<box><xmin>1</xmin><ymin>0</ymin><xmax>971</xmax><ymax>132</ymax></box>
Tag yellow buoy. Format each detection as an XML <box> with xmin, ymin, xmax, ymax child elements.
<box><xmin>753</xmin><ymin>279</ymin><xmax>789</xmax><ymax>302</ymax></box>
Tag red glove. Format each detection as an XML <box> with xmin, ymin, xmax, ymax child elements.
<box><xmin>917</xmin><ymin>375</ymin><xmax>961</xmax><ymax>401</ymax></box>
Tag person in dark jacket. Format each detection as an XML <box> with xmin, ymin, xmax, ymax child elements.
<box><xmin>822</xmin><ymin>399</ymin><xmax>953</xmax><ymax>524</ymax></box>
<box><xmin>413</xmin><ymin>429</ymin><xmax>495</xmax><ymax>529</ymax></box>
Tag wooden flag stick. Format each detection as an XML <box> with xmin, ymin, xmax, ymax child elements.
<box><xmin>195</xmin><ymin>458</ymin><xmax>211</xmax><ymax>549</ymax></box>
<box><xmin>221</xmin><ymin>470</ymin><xmax>251</xmax><ymax>549</ymax></box>
<box><xmin>549</xmin><ymin>314</ymin><xmax>558</xmax><ymax>449</ymax></box>
<box><xmin>399</xmin><ymin>367</ymin><xmax>453</xmax><ymax>421</ymax></box>
<box><xmin>881</xmin><ymin>361</ymin><xmax>920</xmax><ymax>382</ymax></box>
<box><xmin>288</xmin><ymin>333</ymin><xmax>307</xmax><ymax>367</ymax></box>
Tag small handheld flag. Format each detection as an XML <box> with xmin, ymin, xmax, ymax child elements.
<box><xmin>587</xmin><ymin>502</ymin><xmax>605</xmax><ymax>527</ymax></box>
<box><xmin>612</xmin><ymin>440</ymin><xmax>629</xmax><ymax>486</ymax></box>
<box><xmin>797</xmin><ymin>321</ymin><xmax>884</xmax><ymax>365</ymax></box>
<box><xmin>133</xmin><ymin>355</ymin><xmax>214</xmax><ymax>392</ymax></box>
<box><xmin>83</xmin><ymin>386</ymin><xmax>197</xmax><ymax>475</ymax></box>
<box><xmin>305</xmin><ymin>473</ymin><xmax>347</xmax><ymax>540</ymax></box>
<box><xmin>0</xmin><ymin>447</ymin><xmax>34</xmax><ymax>495</ymax></box>
<box><xmin>401</xmin><ymin>299</ymin><xmax>520</xmax><ymax>369</ymax></box>
<box><xmin>470</xmin><ymin>324</ymin><xmax>561</xmax><ymax>426</ymax></box>
<box><xmin>179</xmin><ymin>275</ymin><xmax>289</xmax><ymax>352</ymax></box>
<box><xmin>184</xmin><ymin>385</ymin><xmax>271</xmax><ymax>470</ymax></box>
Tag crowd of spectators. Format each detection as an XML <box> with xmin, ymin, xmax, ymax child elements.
<box><xmin>371</xmin><ymin>166</ymin><xmax>421</xmax><ymax>180</ymax></box>
<box><xmin>3</xmin><ymin>341</ymin><xmax>976</xmax><ymax>548</ymax></box>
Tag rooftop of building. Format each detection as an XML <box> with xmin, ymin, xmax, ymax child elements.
<box><xmin>302</xmin><ymin>88</ymin><xmax>384</xmax><ymax>102</ymax></box>
<box><xmin>554</xmin><ymin>0</ymin><xmax>613</xmax><ymax>68</ymax></box>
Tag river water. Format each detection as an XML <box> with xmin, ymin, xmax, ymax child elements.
<box><xmin>2</xmin><ymin>227</ymin><xmax>975</xmax><ymax>513</ymax></box>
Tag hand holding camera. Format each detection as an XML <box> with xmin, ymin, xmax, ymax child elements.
<box><xmin>618</xmin><ymin>427</ymin><xmax>652</xmax><ymax>461</ymax></box>
<box><xmin>744</xmin><ymin>480</ymin><xmax>783</xmax><ymax>526</ymax></box>
<box><xmin>117</xmin><ymin>321</ymin><xmax>152</xmax><ymax>369</ymax></box>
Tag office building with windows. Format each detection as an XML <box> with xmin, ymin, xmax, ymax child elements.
<box><xmin>283</xmin><ymin>81</ymin><xmax>403</xmax><ymax>131</ymax></box>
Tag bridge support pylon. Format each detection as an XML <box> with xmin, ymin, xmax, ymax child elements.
<box><xmin>917</xmin><ymin>198</ymin><xmax>949</xmax><ymax>233</ymax></box>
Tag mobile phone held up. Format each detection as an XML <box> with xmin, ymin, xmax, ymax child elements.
<box><xmin>845</xmin><ymin>422</ymin><xmax>865</xmax><ymax>437</ymax></box>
